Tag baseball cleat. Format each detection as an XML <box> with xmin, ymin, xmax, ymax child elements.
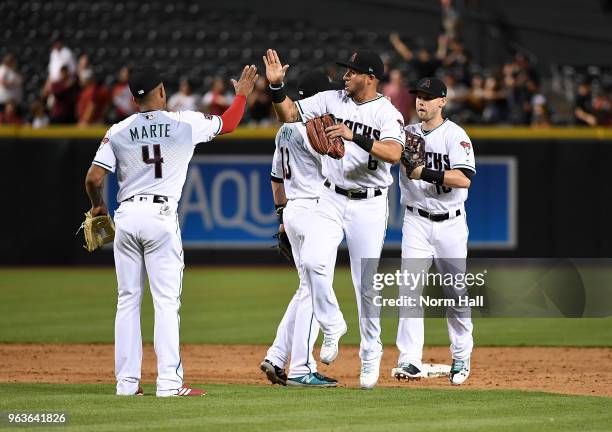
<box><xmin>360</xmin><ymin>355</ymin><xmax>382</xmax><ymax>390</ymax></box>
<box><xmin>320</xmin><ymin>325</ymin><xmax>347</xmax><ymax>365</ymax></box>
<box><xmin>449</xmin><ymin>358</ymin><xmax>470</xmax><ymax>386</ymax></box>
<box><xmin>157</xmin><ymin>384</ymin><xmax>206</xmax><ymax>397</ymax></box>
<box><xmin>260</xmin><ymin>359</ymin><xmax>288</xmax><ymax>386</ymax></box>
<box><xmin>287</xmin><ymin>372</ymin><xmax>338</xmax><ymax>387</ymax></box>
<box><xmin>392</xmin><ymin>363</ymin><xmax>425</xmax><ymax>381</ymax></box>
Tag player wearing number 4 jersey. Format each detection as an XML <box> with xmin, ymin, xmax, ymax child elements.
<box><xmin>264</xmin><ymin>49</ymin><xmax>405</xmax><ymax>389</ymax></box>
<box><xmin>84</xmin><ymin>64</ymin><xmax>258</xmax><ymax>396</ymax></box>
<box><xmin>261</xmin><ymin>70</ymin><xmax>343</xmax><ymax>387</ymax></box>
<box><xmin>393</xmin><ymin>77</ymin><xmax>475</xmax><ymax>386</ymax></box>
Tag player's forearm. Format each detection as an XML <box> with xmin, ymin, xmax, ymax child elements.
<box><xmin>370</xmin><ymin>140</ymin><xmax>402</xmax><ymax>164</ymax></box>
<box><xmin>219</xmin><ymin>95</ymin><xmax>247</xmax><ymax>134</ymax></box>
<box><xmin>85</xmin><ymin>165</ymin><xmax>107</xmax><ymax>207</ymax></box>
<box><xmin>442</xmin><ymin>169</ymin><xmax>471</xmax><ymax>188</ymax></box>
<box><xmin>411</xmin><ymin>167</ymin><xmax>471</xmax><ymax>189</ymax></box>
<box><xmin>273</xmin><ymin>97</ymin><xmax>300</xmax><ymax>123</ymax></box>
<box><xmin>271</xmin><ymin>181</ymin><xmax>287</xmax><ymax>205</ymax></box>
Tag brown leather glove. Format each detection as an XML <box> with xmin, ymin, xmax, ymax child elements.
<box><xmin>305</xmin><ymin>114</ymin><xmax>345</xmax><ymax>159</ymax></box>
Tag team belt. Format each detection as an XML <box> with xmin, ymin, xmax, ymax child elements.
<box><xmin>324</xmin><ymin>180</ymin><xmax>382</xmax><ymax>200</ymax></box>
<box><xmin>406</xmin><ymin>205</ymin><xmax>461</xmax><ymax>222</ymax></box>
<box><xmin>123</xmin><ymin>194</ymin><xmax>168</xmax><ymax>204</ymax></box>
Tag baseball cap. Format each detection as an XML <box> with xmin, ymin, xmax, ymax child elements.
<box><xmin>297</xmin><ymin>71</ymin><xmax>343</xmax><ymax>99</ymax></box>
<box><xmin>129</xmin><ymin>66</ymin><xmax>163</xmax><ymax>98</ymax></box>
<box><xmin>336</xmin><ymin>50</ymin><xmax>384</xmax><ymax>80</ymax></box>
<box><xmin>409</xmin><ymin>77</ymin><xmax>447</xmax><ymax>98</ymax></box>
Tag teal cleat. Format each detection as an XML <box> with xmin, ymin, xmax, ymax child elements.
<box><xmin>287</xmin><ymin>372</ymin><xmax>338</xmax><ymax>387</ymax></box>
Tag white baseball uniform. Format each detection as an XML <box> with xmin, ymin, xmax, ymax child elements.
<box><xmin>396</xmin><ymin>118</ymin><xmax>475</xmax><ymax>368</ymax></box>
<box><xmin>92</xmin><ymin>109</ymin><xmax>222</xmax><ymax>396</ymax></box>
<box><xmin>265</xmin><ymin>122</ymin><xmax>325</xmax><ymax>378</ymax></box>
<box><xmin>297</xmin><ymin>90</ymin><xmax>405</xmax><ymax>361</ymax></box>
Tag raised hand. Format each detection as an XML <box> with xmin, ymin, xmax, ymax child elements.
<box><xmin>231</xmin><ymin>65</ymin><xmax>259</xmax><ymax>97</ymax></box>
<box><xmin>262</xmin><ymin>49</ymin><xmax>289</xmax><ymax>85</ymax></box>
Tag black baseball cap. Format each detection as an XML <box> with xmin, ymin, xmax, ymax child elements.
<box><xmin>297</xmin><ymin>70</ymin><xmax>343</xmax><ymax>99</ymax></box>
<box><xmin>410</xmin><ymin>77</ymin><xmax>447</xmax><ymax>98</ymax></box>
<box><xmin>336</xmin><ymin>50</ymin><xmax>384</xmax><ymax>80</ymax></box>
<box><xmin>129</xmin><ymin>66</ymin><xmax>163</xmax><ymax>98</ymax></box>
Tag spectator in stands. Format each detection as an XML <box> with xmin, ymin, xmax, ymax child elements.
<box><xmin>503</xmin><ymin>54</ymin><xmax>539</xmax><ymax>125</ymax></box>
<box><xmin>0</xmin><ymin>54</ymin><xmax>23</xmax><ymax>112</ymax></box>
<box><xmin>574</xmin><ymin>80</ymin><xmax>597</xmax><ymax>126</ymax></box>
<box><xmin>383</xmin><ymin>69</ymin><xmax>413</xmax><ymax>122</ymax></box>
<box><xmin>77</xmin><ymin>54</ymin><xmax>93</xmax><ymax>87</ymax></box>
<box><xmin>30</xmin><ymin>99</ymin><xmax>49</xmax><ymax>129</ymax></box>
<box><xmin>43</xmin><ymin>37</ymin><xmax>77</xmax><ymax>99</ymax></box>
<box><xmin>77</xmin><ymin>70</ymin><xmax>110</xmax><ymax>125</ymax></box>
<box><xmin>482</xmin><ymin>74</ymin><xmax>508</xmax><ymax>124</ymax></box>
<box><xmin>49</xmin><ymin>65</ymin><xmax>79</xmax><ymax>124</ymax></box>
<box><xmin>443</xmin><ymin>72</ymin><xmax>469</xmax><ymax>120</ymax></box>
<box><xmin>531</xmin><ymin>94</ymin><xmax>551</xmax><ymax>127</ymax></box>
<box><xmin>441</xmin><ymin>0</ymin><xmax>462</xmax><ymax>41</ymax></box>
<box><xmin>439</xmin><ymin>36</ymin><xmax>470</xmax><ymax>83</ymax></box>
<box><xmin>247</xmin><ymin>76</ymin><xmax>273</xmax><ymax>126</ymax></box>
<box><xmin>466</xmin><ymin>74</ymin><xmax>486</xmax><ymax>123</ymax></box>
<box><xmin>168</xmin><ymin>78</ymin><xmax>200</xmax><ymax>112</ymax></box>
<box><xmin>389</xmin><ymin>33</ymin><xmax>442</xmax><ymax>79</ymax></box>
<box><xmin>592</xmin><ymin>88</ymin><xmax>612</xmax><ymax>126</ymax></box>
<box><xmin>0</xmin><ymin>101</ymin><xmax>22</xmax><ymax>125</ymax></box>
<box><xmin>111</xmin><ymin>66</ymin><xmax>137</xmax><ymax>121</ymax></box>
<box><xmin>202</xmin><ymin>77</ymin><xmax>231</xmax><ymax>115</ymax></box>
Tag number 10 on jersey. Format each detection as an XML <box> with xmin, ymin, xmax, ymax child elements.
<box><xmin>142</xmin><ymin>144</ymin><xmax>164</xmax><ymax>178</ymax></box>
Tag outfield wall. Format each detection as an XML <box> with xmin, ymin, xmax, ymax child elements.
<box><xmin>2</xmin><ymin>126</ymin><xmax>612</xmax><ymax>265</ymax></box>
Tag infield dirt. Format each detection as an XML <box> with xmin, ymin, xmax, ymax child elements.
<box><xmin>1</xmin><ymin>344</ymin><xmax>610</xmax><ymax>397</ymax></box>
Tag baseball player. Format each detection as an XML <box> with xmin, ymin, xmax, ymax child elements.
<box><xmin>263</xmin><ymin>49</ymin><xmax>406</xmax><ymax>389</ymax></box>
<box><xmin>260</xmin><ymin>70</ymin><xmax>343</xmax><ymax>387</ymax></box>
<box><xmin>84</xmin><ymin>64</ymin><xmax>258</xmax><ymax>396</ymax></box>
<box><xmin>392</xmin><ymin>77</ymin><xmax>475</xmax><ymax>385</ymax></box>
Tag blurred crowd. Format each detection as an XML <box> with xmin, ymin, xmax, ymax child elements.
<box><xmin>0</xmin><ymin>0</ymin><xmax>610</xmax><ymax>128</ymax></box>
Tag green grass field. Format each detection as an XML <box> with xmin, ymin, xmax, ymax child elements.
<box><xmin>1</xmin><ymin>268</ymin><xmax>611</xmax><ymax>431</ymax></box>
<box><xmin>1</xmin><ymin>384</ymin><xmax>611</xmax><ymax>432</ymax></box>
<box><xmin>0</xmin><ymin>268</ymin><xmax>610</xmax><ymax>346</ymax></box>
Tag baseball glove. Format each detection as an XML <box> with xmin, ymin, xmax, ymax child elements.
<box><xmin>273</xmin><ymin>231</ymin><xmax>293</xmax><ymax>263</ymax></box>
<box><xmin>305</xmin><ymin>114</ymin><xmax>345</xmax><ymax>159</ymax></box>
<box><xmin>401</xmin><ymin>132</ymin><xmax>426</xmax><ymax>177</ymax></box>
<box><xmin>78</xmin><ymin>211</ymin><xmax>115</xmax><ymax>252</ymax></box>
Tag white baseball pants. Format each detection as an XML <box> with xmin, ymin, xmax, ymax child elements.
<box><xmin>112</xmin><ymin>197</ymin><xmax>184</xmax><ymax>396</ymax></box>
<box><xmin>396</xmin><ymin>207</ymin><xmax>473</xmax><ymax>368</ymax></box>
<box><xmin>266</xmin><ymin>198</ymin><xmax>321</xmax><ymax>378</ymax></box>
<box><xmin>301</xmin><ymin>186</ymin><xmax>388</xmax><ymax>361</ymax></box>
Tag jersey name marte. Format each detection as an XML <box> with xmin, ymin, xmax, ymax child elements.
<box><xmin>296</xmin><ymin>90</ymin><xmax>405</xmax><ymax>190</ymax></box>
<box><xmin>399</xmin><ymin>119</ymin><xmax>476</xmax><ymax>212</ymax></box>
<box><xmin>92</xmin><ymin>110</ymin><xmax>222</xmax><ymax>202</ymax></box>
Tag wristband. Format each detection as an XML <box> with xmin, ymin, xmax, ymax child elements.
<box><xmin>269</xmin><ymin>82</ymin><xmax>287</xmax><ymax>104</ymax></box>
<box><xmin>352</xmin><ymin>134</ymin><xmax>374</xmax><ymax>153</ymax></box>
<box><xmin>275</xmin><ymin>203</ymin><xmax>286</xmax><ymax>224</ymax></box>
<box><xmin>420</xmin><ymin>168</ymin><xmax>444</xmax><ymax>185</ymax></box>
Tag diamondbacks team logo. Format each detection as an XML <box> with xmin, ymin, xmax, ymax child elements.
<box><xmin>460</xmin><ymin>141</ymin><xmax>471</xmax><ymax>155</ymax></box>
<box><xmin>422</xmin><ymin>79</ymin><xmax>431</xmax><ymax>88</ymax></box>
<box><xmin>98</xmin><ymin>136</ymin><xmax>109</xmax><ymax>151</ymax></box>
<box><xmin>349</xmin><ymin>52</ymin><xmax>357</xmax><ymax>62</ymax></box>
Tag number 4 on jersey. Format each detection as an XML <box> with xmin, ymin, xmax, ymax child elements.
<box><xmin>142</xmin><ymin>144</ymin><xmax>164</xmax><ymax>178</ymax></box>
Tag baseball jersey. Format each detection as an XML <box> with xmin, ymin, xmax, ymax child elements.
<box><xmin>92</xmin><ymin>110</ymin><xmax>222</xmax><ymax>202</ymax></box>
<box><xmin>271</xmin><ymin>122</ymin><xmax>324</xmax><ymax>200</ymax></box>
<box><xmin>296</xmin><ymin>90</ymin><xmax>405</xmax><ymax>189</ymax></box>
<box><xmin>400</xmin><ymin>119</ymin><xmax>475</xmax><ymax>212</ymax></box>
